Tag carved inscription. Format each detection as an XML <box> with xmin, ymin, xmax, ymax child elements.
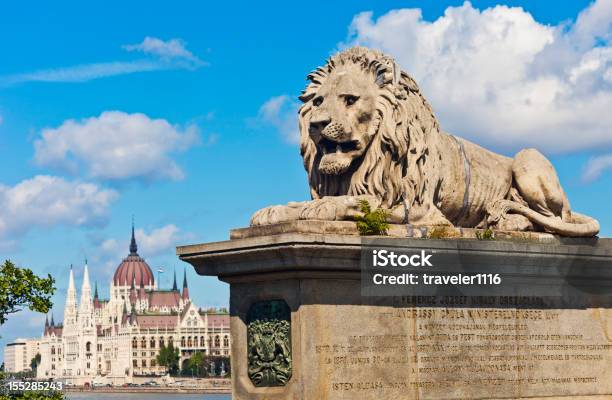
<box><xmin>311</xmin><ymin>300</ymin><xmax>611</xmax><ymax>397</ymax></box>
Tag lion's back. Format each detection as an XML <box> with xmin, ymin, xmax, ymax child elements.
<box><xmin>455</xmin><ymin>137</ymin><xmax>513</xmax><ymax>226</ymax></box>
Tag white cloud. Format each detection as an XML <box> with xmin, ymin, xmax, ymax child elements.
<box><xmin>582</xmin><ymin>153</ymin><xmax>612</xmax><ymax>182</ymax></box>
<box><xmin>34</xmin><ymin>111</ymin><xmax>200</xmax><ymax>182</ymax></box>
<box><xmin>0</xmin><ymin>175</ymin><xmax>118</xmax><ymax>246</ymax></box>
<box><xmin>0</xmin><ymin>37</ymin><xmax>204</xmax><ymax>87</ymax></box>
<box><xmin>135</xmin><ymin>224</ymin><xmax>183</xmax><ymax>256</ymax></box>
<box><xmin>0</xmin><ymin>61</ymin><xmax>164</xmax><ymax>86</ymax></box>
<box><xmin>342</xmin><ymin>1</ymin><xmax>612</xmax><ymax>156</ymax></box>
<box><xmin>123</xmin><ymin>37</ymin><xmax>204</xmax><ymax>66</ymax></box>
<box><xmin>257</xmin><ymin>95</ymin><xmax>300</xmax><ymax>143</ymax></box>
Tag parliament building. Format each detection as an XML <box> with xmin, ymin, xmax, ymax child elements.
<box><xmin>35</xmin><ymin>226</ymin><xmax>230</xmax><ymax>384</ymax></box>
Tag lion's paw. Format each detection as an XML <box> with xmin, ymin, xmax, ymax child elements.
<box><xmin>298</xmin><ymin>196</ymin><xmax>373</xmax><ymax>221</ymax></box>
<box><xmin>298</xmin><ymin>198</ymin><xmax>343</xmax><ymax>221</ymax></box>
<box><xmin>250</xmin><ymin>205</ymin><xmax>300</xmax><ymax>226</ymax></box>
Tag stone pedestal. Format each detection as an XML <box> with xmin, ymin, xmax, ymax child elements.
<box><xmin>177</xmin><ymin>221</ymin><xmax>612</xmax><ymax>400</ymax></box>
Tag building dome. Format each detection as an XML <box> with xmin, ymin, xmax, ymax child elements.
<box><xmin>113</xmin><ymin>224</ymin><xmax>154</xmax><ymax>287</ymax></box>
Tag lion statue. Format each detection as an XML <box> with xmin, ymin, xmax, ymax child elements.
<box><xmin>251</xmin><ymin>47</ymin><xmax>599</xmax><ymax>237</ymax></box>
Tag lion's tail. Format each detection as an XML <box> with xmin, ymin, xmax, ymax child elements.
<box><xmin>487</xmin><ymin>200</ymin><xmax>600</xmax><ymax>237</ymax></box>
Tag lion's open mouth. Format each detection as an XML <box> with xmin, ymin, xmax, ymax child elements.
<box><xmin>317</xmin><ymin>137</ymin><xmax>363</xmax><ymax>175</ymax></box>
<box><xmin>319</xmin><ymin>137</ymin><xmax>360</xmax><ymax>154</ymax></box>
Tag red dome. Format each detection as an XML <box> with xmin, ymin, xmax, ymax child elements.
<box><xmin>113</xmin><ymin>254</ymin><xmax>154</xmax><ymax>287</ymax></box>
<box><xmin>113</xmin><ymin>224</ymin><xmax>154</xmax><ymax>287</ymax></box>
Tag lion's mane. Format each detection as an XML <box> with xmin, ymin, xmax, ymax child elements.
<box><xmin>298</xmin><ymin>47</ymin><xmax>441</xmax><ymax>209</ymax></box>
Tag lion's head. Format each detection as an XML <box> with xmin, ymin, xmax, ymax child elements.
<box><xmin>299</xmin><ymin>47</ymin><xmax>440</xmax><ymax>208</ymax></box>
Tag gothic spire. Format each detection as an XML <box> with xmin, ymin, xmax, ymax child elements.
<box><xmin>182</xmin><ymin>268</ymin><xmax>190</xmax><ymax>301</ymax></box>
<box><xmin>50</xmin><ymin>313</ymin><xmax>55</xmax><ymax>327</ymax></box>
<box><xmin>172</xmin><ymin>269</ymin><xmax>178</xmax><ymax>291</ymax></box>
<box><xmin>94</xmin><ymin>281</ymin><xmax>99</xmax><ymax>300</ymax></box>
<box><xmin>64</xmin><ymin>265</ymin><xmax>77</xmax><ymax>318</ymax></box>
<box><xmin>129</xmin><ymin>217</ymin><xmax>138</xmax><ymax>255</ymax></box>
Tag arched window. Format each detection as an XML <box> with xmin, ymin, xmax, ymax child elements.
<box><xmin>132</xmin><ymin>338</ymin><xmax>137</xmax><ymax>349</ymax></box>
<box><xmin>223</xmin><ymin>336</ymin><xmax>229</xmax><ymax>347</ymax></box>
<box><xmin>169</xmin><ymin>336</ymin><xmax>174</xmax><ymax>345</ymax></box>
<box><xmin>150</xmin><ymin>338</ymin><xmax>155</xmax><ymax>348</ymax></box>
<box><xmin>200</xmin><ymin>336</ymin><xmax>205</xmax><ymax>347</ymax></box>
<box><xmin>51</xmin><ymin>346</ymin><xmax>55</xmax><ymax>355</ymax></box>
<box><xmin>214</xmin><ymin>335</ymin><xmax>220</xmax><ymax>347</ymax></box>
<box><xmin>187</xmin><ymin>336</ymin><xmax>192</xmax><ymax>347</ymax></box>
<box><xmin>181</xmin><ymin>336</ymin><xmax>185</xmax><ymax>347</ymax></box>
<box><xmin>159</xmin><ymin>337</ymin><xmax>165</xmax><ymax>348</ymax></box>
<box><xmin>141</xmin><ymin>337</ymin><xmax>146</xmax><ymax>348</ymax></box>
<box><xmin>86</xmin><ymin>342</ymin><xmax>91</xmax><ymax>352</ymax></box>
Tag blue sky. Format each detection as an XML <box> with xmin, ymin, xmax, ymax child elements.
<box><xmin>1</xmin><ymin>0</ymin><xmax>611</xmax><ymax>359</ymax></box>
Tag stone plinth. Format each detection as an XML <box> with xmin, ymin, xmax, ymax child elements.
<box><xmin>177</xmin><ymin>222</ymin><xmax>612</xmax><ymax>400</ymax></box>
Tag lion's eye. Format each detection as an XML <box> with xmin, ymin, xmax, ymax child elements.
<box><xmin>344</xmin><ymin>95</ymin><xmax>359</xmax><ymax>106</ymax></box>
<box><xmin>313</xmin><ymin>96</ymin><xmax>323</xmax><ymax>107</ymax></box>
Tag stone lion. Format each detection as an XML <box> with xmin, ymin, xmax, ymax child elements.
<box><xmin>251</xmin><ymin>47</ymin><xmax>599</xmax><ymax>237</ymax></box>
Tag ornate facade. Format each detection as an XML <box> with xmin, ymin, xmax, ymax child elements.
<box><xmin>35</xmin><ymin>226</ymin><xmax>230</xmax><ymax>384</ymax></box>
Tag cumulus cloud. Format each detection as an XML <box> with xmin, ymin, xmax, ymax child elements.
<box><xmin>123</xmin><ymin>37</ymin><xmax>204</xmax><ymax>66</ymax></box>
<box><xmin>34</xmin><ymin>111</ymin><xmax>200</xmax><ymax>182</ymax></box>
<box><xmin>342</xmin><ymin>1</ymin><xmax>612</xmax><ymax>157</ymax></box>
<box><xmin>0</xmin><ymin>175</ymin><xmax>118</xmax><ymax>247</ymax></box>
<box><xmin>0</xmin><ymin>37</ymin><xmax>204</xmax><ymax>86</ymax></box>
<box><xmin>257</xmin><ymin>95</ymin><xmax>300</xmax><ymax>143</ymax></box>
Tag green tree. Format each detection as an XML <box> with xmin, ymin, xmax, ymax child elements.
<box><xmin>30</xmin><ymin>353</ymin><xmax>41</xmax><ymax>372</ymax></box>
<box><xmin>156</xmin><ymin>343</ymin><xmax>180</xmax><ymax>375</ymax></box>
<box><xmin>0</xmin><ymin>260</ymin><xmax>55</xmax><ymax>325</ymax></box>
<box><xmin>181</xmin><ymin>351</ymin><xmax>204</xmax><ymax>376</ymax></box>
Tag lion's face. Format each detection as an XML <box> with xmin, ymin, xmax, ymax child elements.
<box><xmin>305</xmin><ymin>64</ymin><xmax>380</xmax><ymax>175</ymax></box>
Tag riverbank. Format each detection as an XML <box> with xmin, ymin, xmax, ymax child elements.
<box><xmin>64</xmin><ymin>378</ymin><xmax>231</xmax><ymax>394</ymax></box>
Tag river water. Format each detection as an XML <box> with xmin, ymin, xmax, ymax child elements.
<box><xmin>67</xmin><ymin>394</ymin><xmax>231</xmax><ymax>400</ymax></box>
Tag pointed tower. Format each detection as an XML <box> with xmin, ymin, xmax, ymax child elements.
<box><xmin>63</xmin><ymin>265</ymin><xmax>78</xmax><ymax>327</ymax></box>
<box><xmin>93</xmin><ymin>281</ymin><xmax>100</xmax><ymax>309</ymax></box>
<box><xmin>79</xmin><ymin>261</ymin><xmax>93</xmax><ymax>312</ymax></box>
<box><xmin>130</xmin><ymin>219</ymin><xmax>138</xmax><ymax>255</ymax></box>
<box><xmin>78</xmin><ymin>261</ymin><xmax>95</xmax><ymax>332</ymax></box>
<box><xmin>44</xmin><ymin>314</ymin><xmax>49</xmax><ymax>336</ymax></box>
<box><xmin>172</xmin><ymin>269</ymin><xmax>178</xmax><ymax>291</ymax></box>
<box><xmin>129</xmin><ymin>271</ymin><xmax>138</xmax><ymax>306</ymax></box>
<box><xmin>182</xmin><ymin>268</ymin><xmax>190</xmax><ymax>301</ymax></box>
